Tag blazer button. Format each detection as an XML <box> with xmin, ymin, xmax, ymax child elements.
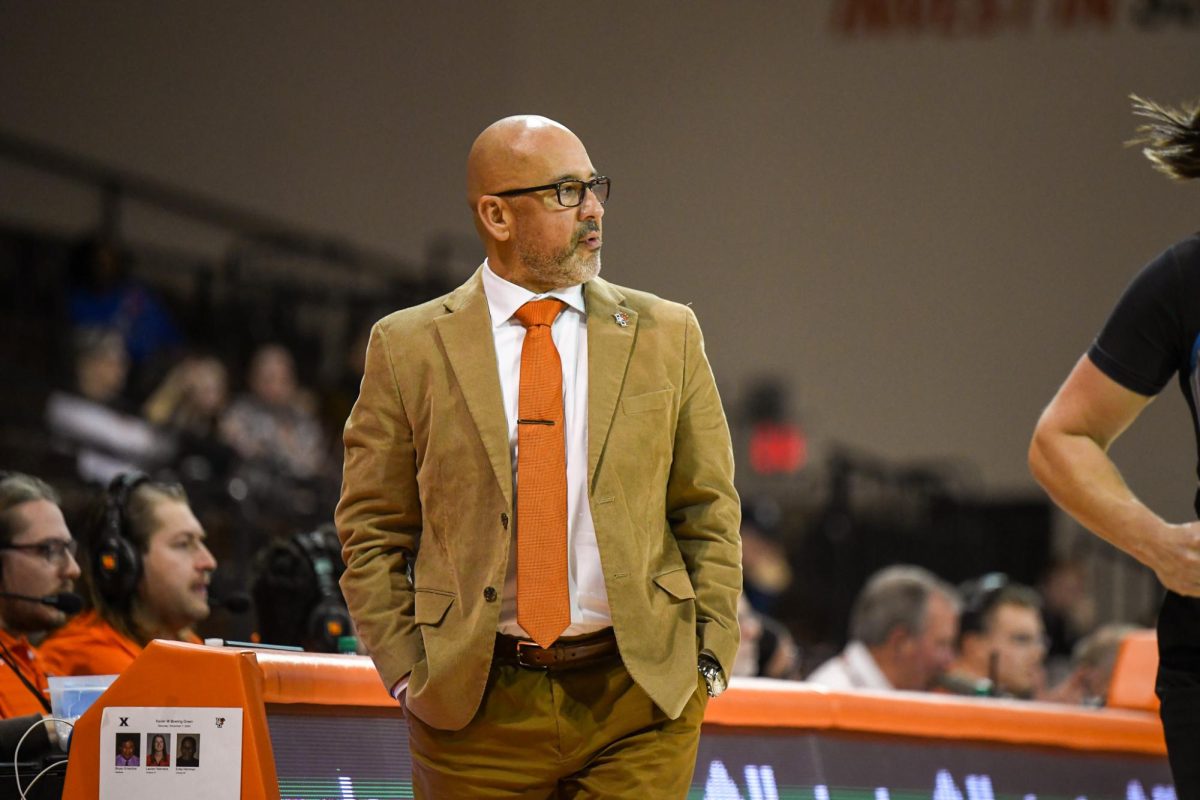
<box><xmin>483</xmin><ymin>586</ymin><xmax>497</xmax><ymax>602</ymax></box>
<box><xmin>500</xmin><ymin>513</ymin><xmax>509</xmax><ymax>530</ymax></box>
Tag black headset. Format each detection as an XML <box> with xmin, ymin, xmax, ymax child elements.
<box><xmin>253</xmin><ymin>524</ymin><xmax>352</xmax><ymax>652</ymax></box>
<box><xmin>294</xmin><ymin>527</ymin><xmax>354</xmax><ymax>650</ymax></box>
<box><xmin>957</xmin><ymin>572</ymin><xmax>1011</xmax><ymax>641</ymax></box>
<box><xmin>93</xmin><ymin>471</ymin><xmax>152</xmax><ymax>605</ymax></box>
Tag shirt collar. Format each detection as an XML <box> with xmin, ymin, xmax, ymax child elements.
<box><xmin>0</xmin><ymin>627</ymin><xmax>30</xmax><ymax>651</ymax></box>
<box><xmin>843</xmin><ymin>640</ymin><xmax>895</xmax><ymax>690</ymax></box>
<box><xmin>481</xmin><ymin>259</ymin><xmax>586</xmax><ymax>328</ymax></box>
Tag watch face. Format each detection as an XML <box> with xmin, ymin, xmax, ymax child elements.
<box><xmin>702</xmin><ymin>663</ymin><xmax>726</xmax><ymax>697</ymax></box>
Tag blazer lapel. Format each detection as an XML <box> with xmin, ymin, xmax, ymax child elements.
<box><xmin>585</xmin><ymin>277</ymin><xmax>637</xmax><ymax>485</ymax></box>
<box><xmin>434</xmin><ymin>269</ymin><xmax>513</xmax><ymax>506</ymax></box>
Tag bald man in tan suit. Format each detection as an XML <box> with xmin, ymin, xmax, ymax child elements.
<box><xmin>336</xmin><ymin>115</ymin><xmax>741</xmax><ymax>798</ymax></box>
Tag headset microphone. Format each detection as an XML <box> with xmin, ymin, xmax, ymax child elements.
<box><xmin>0</xmin><ymin>591</ymin><xmax>84</xmax><ymax>613</ymax></box>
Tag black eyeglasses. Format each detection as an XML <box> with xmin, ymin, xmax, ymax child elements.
<box><xmin>493</xmin><ymin>176</ymin><xmax>610</xmax><ymax>208</ymax></box>
<box><xmin>0</xmin><ymin>539</ymin><xmax>79</xmax><ymax>566</ymax></box>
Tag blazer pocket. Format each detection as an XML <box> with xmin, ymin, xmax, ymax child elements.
<box><xmin>621</xmin><ymin>388</ymin><xmax>673</xmax><ymax>415</ymax></box>
<box><xmin>413</xmin><ymin>589</ymin><xmax>455</xmax><ymax>626</ymax></box>
<box><xmin>652</xmin><ymin>567</ymin><xmax>696</xmax><ymax>601</ymax></box>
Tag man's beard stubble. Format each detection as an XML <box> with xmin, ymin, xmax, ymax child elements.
<box><xmin>516</xmin><ymin>221</ymin><xmax>601</xmax><ymax>289</ymax></box>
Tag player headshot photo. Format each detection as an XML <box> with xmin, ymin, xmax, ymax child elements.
<box><xmin>176</xmin><ymin>734</ymin><xmax>200</xmax><ymax>768</ymax></box>
<box><xmin>145</xmin><ymin>732</ymin><xmax>170</xmax><ymax>767</ymax></box>
<box><xmin>114</xmin><ymin>733</ymin><xmax>140</xmax><ymax>767</ymax></box>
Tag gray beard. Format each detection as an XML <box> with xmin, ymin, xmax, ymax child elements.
<box><xmin>517</xmin><ymin>239</ymin><xmax>601</xmax><ymax>288</ymax></box>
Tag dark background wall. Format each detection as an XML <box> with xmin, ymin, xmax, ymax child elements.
<box><xmin>2</xmin><ymin>1</ymin><xmax>1198</xmax><ymax>521</ymax></box>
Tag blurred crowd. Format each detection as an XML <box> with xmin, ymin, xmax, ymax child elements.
<box><xmin>736</xmin><ymin>503</ymin><xmax>1136</xmax><ymax>706</ymax></box>
<box><xmin>22</xmin><ymin>236</ymin><xmax>382</xmax><ymax>590</ymax></box>
<box><xmin>0</xmin><ymin>235</ymin><xmax>1153</xmax><ymax>769</ymax></box>
<box><xmin>50</xmin><ymin>240</ymin><xmax>343</xmax><ymax>496</ymax></box>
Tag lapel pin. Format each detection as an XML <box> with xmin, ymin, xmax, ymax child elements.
<box><xmin>612</xmin><ymin>311</ymin><xmax>629</xmax><ymax>327</ymax></box>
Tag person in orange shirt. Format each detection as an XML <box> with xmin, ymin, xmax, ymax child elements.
<box><xmin>0</xmin><ymin>471</ymin><xmax>82</xmax><ymax>758</ymax></box>
<box><xmin>38</xmin><ymin>472</ymin><xmax>216</xmax><ymax>676</ymax></box>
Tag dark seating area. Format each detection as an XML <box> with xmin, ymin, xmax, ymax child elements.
<box><xmin>0</xmin><ymin>220</ymin><xmax>455</xmax><ymax>643</ymax></box>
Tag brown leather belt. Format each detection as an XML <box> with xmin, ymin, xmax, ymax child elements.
<box><xmin>493</xmin><ymin>628</ymin><xmax>619</xmax><ymax>671</ymax></box>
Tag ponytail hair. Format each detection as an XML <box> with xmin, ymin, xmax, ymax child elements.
<box><xmin>1129</xmin><ymin>94</ymin><xmax>1200</xmax><ymax>181</ymax></box>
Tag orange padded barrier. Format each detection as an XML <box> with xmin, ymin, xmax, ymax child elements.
<box><xmin>707</xmin><ymin>678</ymin><xmax>1165</xmax><ymax>756</ymax></box>
<box><xmin>255</xmin><ymin>648</ymin><xmax>394</xmax><ymax>708</ymax></box>
<box><xmin>63</xmin><ymin>640</ymin><xmax>282</xmax><ymax>799</ymax></box>
<box><xmin>1107</xmin><ymin>629</ymin><xmax>1160</xmax><ymax>713</ymax></box>
<box><xmin>63</xmin><ymin>641</ymin><xmax>398</xmax><ymax>799</ymax></box>
<box><xmin>62</xmin><ymin>634</ymin><xmax>1166</xmax><ymax>798</ymax></box>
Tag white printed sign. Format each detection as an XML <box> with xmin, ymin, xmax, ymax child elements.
<box><xmin>98</xmin><ymin>706</ymin><xmax>243</xmax><ymax>800</ymax></box>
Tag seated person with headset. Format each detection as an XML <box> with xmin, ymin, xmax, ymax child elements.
<box><xmin>38</xmin><ymin>471</ymin><xmax>217</xmax><ymax>676</ymax></box>
<box><xmin>941</xmin><ymin>573</ymin><xmax>1049</xmax><ymax>699</ymax></box>
<box><xmin>253</xmin><ymin>524</ymin><xmax>353</xmax><ymax>653</ymax></box>
<box><xmin>0</xmin><ymin>471</ymin><xmax>83</xmax><ymax>759</ymax></box>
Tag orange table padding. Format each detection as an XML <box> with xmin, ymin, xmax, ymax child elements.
<box><xmin>707</xmin><ymin>677</ymin><xmax>1165</xmax><ymax>755</ymax></box>
<box><xmin>255</xmin><ymin>648</ymin><xmax>395</xmax><ymax>707</ymax></box>
<box><xmin>1107</xmin><ymin>629</ymin><xmax>1160</xmax><ymax>713</ymax></box>
<box><xmin>63</xmin><ymin>640</ymin><xmax>281</xmax><ymax>800</ymax></box>
<box><xmin>62</xmin><ymin>637</ymin><xmax>1167</xmax><ymax>799</ymax></box>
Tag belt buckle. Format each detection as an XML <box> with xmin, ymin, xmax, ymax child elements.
<box><xmin>515</xmin><ymin>639</ymin><xmax>550</xmax><ymax>670</ymax></box>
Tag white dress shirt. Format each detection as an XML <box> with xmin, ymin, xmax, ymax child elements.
<box><xmin>805</xmin><ymin>641</ymin><xmax>894</xmax><ymax>691</ymax></box>
<box><xmin>482</xmin><ymin>261</ymin><xmax>613</xmax><ymax>638</ymax></box>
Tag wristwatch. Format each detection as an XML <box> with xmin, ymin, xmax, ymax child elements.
<box><xmin>697</xmin><ymin>654</ymin><xmax>727</xmax><ymax>698</ymax></box>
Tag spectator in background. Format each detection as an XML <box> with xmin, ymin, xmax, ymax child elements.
<box><xmin>69</xmin><ymin>326</ymin><xmax>132</xmax><ymax>412</ymax></box>
<box><xmin>317</xmin><ymin>320</ymin><xmax>373</xmax><ymax>473</ymax></box>
<box><xmin>38</xmin><ymin>473</ymin><xmax>215</xmax><ymax>676</ymax></box>
<box><xmin>220</xmin><ymin>343</ymin><xmax>324</xmax><ymax>480</ymax></box>
<box><xmin>739</xmin><ymin>497</ymin><xmax>793</xmax><ymax>616</ymax></box>
<box><xmin>1038</xmin><ymin>557</ymin><xmax>1096</xmax><ymax>675</ymax></box>
<box><xmin>1041</xmin><ymin>623</ymin><xmax>1139</xmax><ymax>707</ymax></box>
<box><xmin>733</xmin><ymin>594</ymin><xmax>801</xmax><ymax>680</ymax></box>
<box><xmin>0</xmin><ymin>472</ymin><xmax>81</xmax><ymax>759</ymax></box>
<box><xmin>220</xmin><ymin>343</ymin><xmax>331</xmax><ymax>539</ymax></box>
<box><xmin>45</xmin><ymin>327</ymin><xmax>171</xmax><ymax>485</ymax></box>
<box><xmin>807</xmin><ymin>564</ymin><xmax>960</xmax><ymax>692</ymax></box>
<box><xmin>942</xmin><ymin>573</ymin><xmax>1048</xmax><ymax>699</ymax></box>
<box><xmin>66</xmin><ymin>235</ymin><xmax>182</xmax><ymax>378</ymax></box>
<box><xmin>144</xmin><ymin>355</ymin><xmax>229</xmax><ymax>437</ymax></box>
<box><xmin>143</xmin><ymin>354</ymin><xmax>234</xmax><ymax>482</ymax></box>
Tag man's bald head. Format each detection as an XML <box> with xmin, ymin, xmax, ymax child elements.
<box><xmin>466</xmin><ymin>115</ymin><xmax>583</xmax><ymax>206</ymax></box>
<box><xmin>464</xmin><ymin>114</ymin><xmax>604</xmax><ymax>292</ymax></box>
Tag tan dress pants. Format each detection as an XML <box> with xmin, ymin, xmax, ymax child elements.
<box><xmin>405</xmin><ymin>655</ymin><xmax>708</xmax><ymax>799</ymax></box>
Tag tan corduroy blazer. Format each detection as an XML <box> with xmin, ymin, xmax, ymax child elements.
<box><xmin>336</xmin><ymin>268</ymin><xmax>741</xmax><ymax>731</ymax></box>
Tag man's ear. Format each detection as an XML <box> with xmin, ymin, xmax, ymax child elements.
<box><xmin>884</xmin><ymin>625</ymin><xmax>912</xmax><ymax>655</ymax></box>
<box><xmin>476</xmin><ymin>196</ymin><xmax>513</xmax><ymax>242</ymax></box>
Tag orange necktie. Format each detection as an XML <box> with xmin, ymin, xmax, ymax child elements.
<box><xmin>514</xmin><ymin>298</ymin><xmax>570</xmax><ymax>647</ymax></box>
